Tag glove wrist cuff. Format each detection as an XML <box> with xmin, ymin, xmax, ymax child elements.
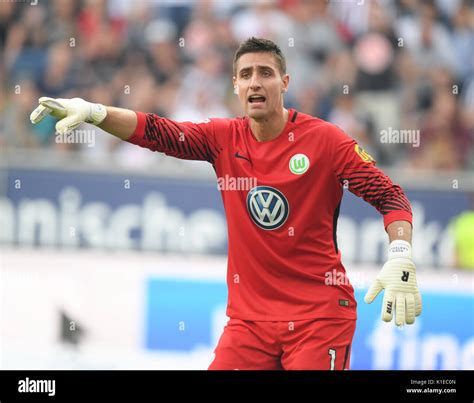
<box><xmin>388</xmin><ymin>239</ymin><xmax>412</xmax><ymax>260</ymax></box>
<box><xmin>87</xmin><ymin>102</ymin><xmax>107</xmax><ymax>126</ymax></box>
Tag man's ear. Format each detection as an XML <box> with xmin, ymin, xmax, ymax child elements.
<box><xmin>232</xmin><ymin>77</ymin><xmax>238</xmax><ymax>95</ymax></box>
<box><xmin>282</xmin><ymin>73</ymin><xmax>290</xmax><ymax>93</ymax></box>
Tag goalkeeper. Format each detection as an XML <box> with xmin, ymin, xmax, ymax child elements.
<box><xmin>31</xmin><ymin>37</ymin><xmax>421</xmax><ymax>370</ymax></box>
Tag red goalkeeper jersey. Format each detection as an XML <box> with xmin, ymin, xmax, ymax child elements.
<box><xmin>127</xmin><ymin>109</ymin><xmax>412</xmax><ymax>321</ymax></box>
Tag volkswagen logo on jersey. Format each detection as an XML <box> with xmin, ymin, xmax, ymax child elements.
<box><xmin>246</xmin><ymin>186</ymin><xmax>289</xmax><ymax>230</ymax></box>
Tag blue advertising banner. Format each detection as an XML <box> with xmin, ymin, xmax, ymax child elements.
<box><xmin>145</xmin><ymin>278</ymin><xmax>474</xmax><ymax>370</ymax></box>
<box><xmin>145</xmin><ymin>278</ymin><xmax>226</xmax><ymax>351</ymax></box>
<box><xmin>0</xmin><ymin>167</ymin><xmax>471</xmax><ymax>266</ymax></box>
<box><xmin>2</xmin><ymin>167</ymin><xmax>227</xmax><ymax>254</ymax></box>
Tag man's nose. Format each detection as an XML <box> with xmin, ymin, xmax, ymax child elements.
<box><xmin>249</xmin><ymin>74</ymin><xmax>261</xmax><ymax>89</ymax></box>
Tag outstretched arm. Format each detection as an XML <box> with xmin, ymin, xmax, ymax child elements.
<box><xmin>30</xmin><ymin>97</ymin><xmax>225</xmax><ymax>163</ymax></box>
<box><xmin>30</xmin><ymin>97</ymin><xmax>138</xmax><ymax>141</ymax></box>
<box><xmin>98</xmin><ymin>106</ymin><xmax>137</xmax><ymax>140</ymax></box>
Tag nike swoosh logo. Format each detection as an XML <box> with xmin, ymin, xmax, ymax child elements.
<box><xmin>235</xmin><ymin>152</ymin><xmax>251</xmax><ymax>162</ymax></box>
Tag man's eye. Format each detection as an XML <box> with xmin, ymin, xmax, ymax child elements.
<box><xmin>262</xmin><ymin>70</ymin><xmax>271</xmax><ymax>77</ymax></box>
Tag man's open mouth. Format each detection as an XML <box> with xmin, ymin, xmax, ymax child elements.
<box><xmin>248</xmin><ymin>95</ymin><xmax>266</xmax><ymax>104</ymax></box>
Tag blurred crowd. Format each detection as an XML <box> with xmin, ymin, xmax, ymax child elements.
<box><xmin>0</xmin><ymin>0</ymin><xmax>473</xmax><ymax>170</ymax></box>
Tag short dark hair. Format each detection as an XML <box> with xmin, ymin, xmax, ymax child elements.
<box><xmin>233</xmin><ymin>37</ymin><xmax>287</xmax><ymax>76</ymax></box>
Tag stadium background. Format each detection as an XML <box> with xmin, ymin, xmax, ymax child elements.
<box><xmin>0</xmin><ymin>0</ymin><xmax>473</xmax><ymax>370</ymax></box>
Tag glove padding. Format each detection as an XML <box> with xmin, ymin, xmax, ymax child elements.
<box><xmin>30</xmin><ymin>97</ymin><xmax>107</xmax><ymax>135</ymax></box>
<box><xmin>364</xmin><ymin>240</ymin><xmax>422</xmax><ymax>326</ymax></box>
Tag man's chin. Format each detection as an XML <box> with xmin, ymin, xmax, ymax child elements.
<box><xmin>247</xmin><ymin>108</ymin><xmax>267</xmax><ymax>120</ymax></box>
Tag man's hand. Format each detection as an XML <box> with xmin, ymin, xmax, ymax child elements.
<box><xmin>30</xmin><ymin>97</ymin><xmax>107</xmax><ymax>135</ymax></box>
<box><xmin>364</xmin><ymin>240</ymin><xmax>422</xmax><ymax>326</ymax></box>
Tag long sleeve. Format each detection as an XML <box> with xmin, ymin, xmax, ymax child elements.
<box><xmin>126</xmin><ymin>112</ymin><xmax>227</xmax><ymax>164</ymax></box>
<box><xmin>329</xmin><ymin>124</ymin><xmax>412</xmax><ymax>229</ymax></box>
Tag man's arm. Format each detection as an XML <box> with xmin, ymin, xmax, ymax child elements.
<box><xmin>98</xmin><ymin>106</ymin><xmax>137</xmax><ymax>141</ymax></box>
<box><xmin>387</xmin><ymin>220</ymin><xmax>412</xmax><ymax>243</ymax></box>
<box><xmin>30</xmin><ymin>97</ymin><xmax>138</xmax><ymax>140</ymax></box>
<box><xmin>328</xmin><ymin>123</ymin><xmax>421</xmax><ymax>326</ymax></box>
<box><xmin>30</xmin><ymin>97</ymin><xmax>225</xmax><ymax>163</ymax></box>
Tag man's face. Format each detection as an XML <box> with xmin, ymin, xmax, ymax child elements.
<box><xmin>233</xmin><ymin>52</ymin><xmax>289</xmax><ymax>120</ymax></box>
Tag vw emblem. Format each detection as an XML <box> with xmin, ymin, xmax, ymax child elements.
<box><xmin>246</xmin><ymin>186</ymin><xmax>289</xmax><ymax>230</ymax></box>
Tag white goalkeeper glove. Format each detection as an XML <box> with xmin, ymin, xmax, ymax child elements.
<box><xmin>30</xmin><ymin>97</ymin><xmax>107</xmax><ymax>135</ymax></box>
<box><xmin>364</xmin><ymin>240</ymin><xmax>422</xmax><ymax>326</ymax></box>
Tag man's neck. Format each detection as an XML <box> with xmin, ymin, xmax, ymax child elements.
<box><xmin>249</xmin><ymin>107</ymin><xmax>289</xmax><ymax>142</ymax></box>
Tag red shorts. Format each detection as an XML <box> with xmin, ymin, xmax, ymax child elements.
<box><xmin>208</xmin><ymin>318</ymin><xmax>356</xmax><ymax>370</ymax></box>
